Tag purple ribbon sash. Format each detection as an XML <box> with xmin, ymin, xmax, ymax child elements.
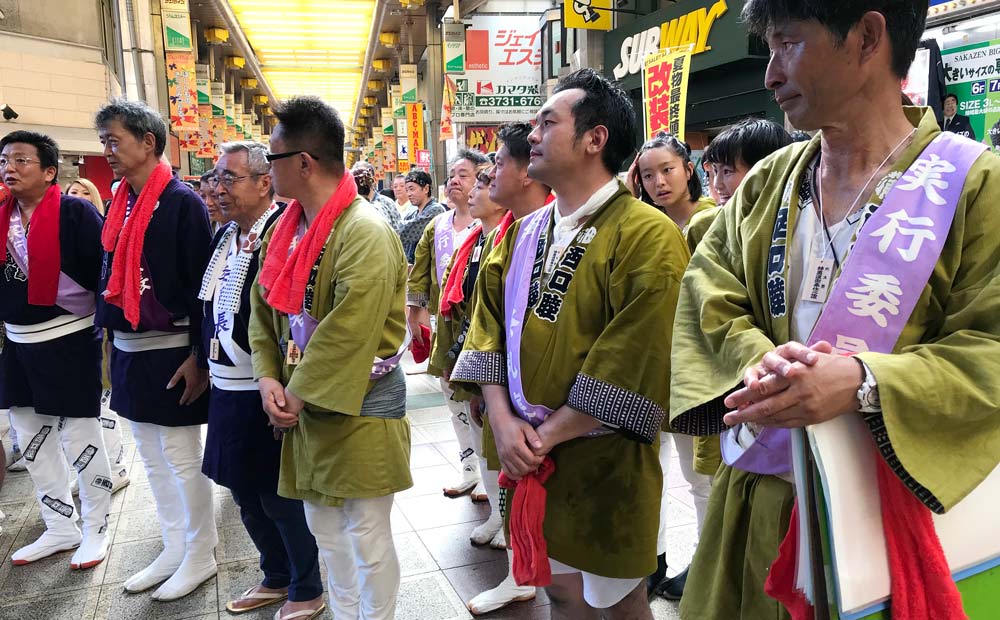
<box><xmin>504</xmin><ymin>206</ymin><xmax>554</xmax><ymax>426</ymax></box>
<box><xmin>434</xmin><ymin>210</ymin><xmax>457</xmax><ymax>287</ymax></box>
<box><xmin>723</xmin><ymin>132</ymin><xmax>987</xmax><ymax>475</ymax></box>
<box><xmin>7</xmin><ymin>206</ymin><xmax>95</xmax><ymax>317</ymax></box>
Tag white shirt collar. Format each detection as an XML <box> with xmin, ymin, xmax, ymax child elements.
<box><xmin>552</xmin><ymin>178</ymin><xmax>620</xmax><ymax>234</ymax></box>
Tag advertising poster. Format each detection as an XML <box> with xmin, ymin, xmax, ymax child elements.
<box><xmin>166</xmin><ymin>52</ymin><xmax>198</xmax><ymax>132</ymax></box>
<box><xmin>196</xmin><ymin>105</ymin><xmax>215</xmax><ymax>159</ymax></box>
<box><xmin>382</xmin><ymin>108</ymin><xmax>395</xmax><ymax>136</ymax></box>
<box><xmin>642</xmin><ymin>48</ymin><xmax>691</xmax><ymax>140</ymax></box>
<box><xmin>466</xmin><ymin>126</ymin><xmax>498</xmax><ymax>154</ymax></box>
<box><xmin>563</xmin><ymin>0</ymin><xmax>612</xmax><ymax>31</ymax></box>
<box><xmin>162</xmin><ymin>0</ymin><xmax>193</xmax><ymax>51</ymax></box>
<box><xmin>440</xmin><ymin>76</ymin><xmax>456</xmax><ymax>141</ymax></box>
<box><xmin>211</xmin><ymin>82</ymin><xmax>225</xmax><ymax>117</ymax></box>
<box><xmin>444</xmin><ymin>22</ymin><xmax>466</xmax><ymax>73</ymax></box>
<box><xmin>195</xmin><ymin>64</ymin><xmax>210</xmax><ymax>105</ymax></box>
<box><xmin>453</xmin><ymin>15</ymin><xmax>543</xmax><ymax>123</ymax></box>
<box><xmin>401</xmin><ymin>65</ymin><xmax>418</xmax><ymax>103</ymax></box>
<box><xmin>942</xmin><ymin>38</ymin><xmax>1000</xmax><ymax>149</ymax></box>
<box><xmin>384</xmin><ymin>136</ymin><xmax>397</xmax><ymax>173</ymax></box>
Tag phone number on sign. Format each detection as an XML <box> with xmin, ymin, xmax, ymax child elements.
<box><xmin>472</xmin><ymin>96</ymin><xmax>543</xmax><ymax>107</ymax></box>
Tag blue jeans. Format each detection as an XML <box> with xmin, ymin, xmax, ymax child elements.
<box><xmin>230</xmin><ymin>489</ymin><xmax>323</xmax><ymax>602</ymax></box>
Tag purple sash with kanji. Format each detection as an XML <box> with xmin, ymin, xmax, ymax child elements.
<box><xmin>504</xmin><ymin>205</ymin><xmax>554</xmax><ymax>426</ymax></box>
<box><xmin>7</xmin><ymin>206</ymin><xmax>95</xmax><ymax>317</ymax></box>
<box><xmin>434</xmin><ymin>210</ymin><xmax>457</xmax><ymax>286</ymax></box>
<box><xmin>723</xmin><ymin>132</ymin><xmax>987</xmax><ymax>475</ymax></box>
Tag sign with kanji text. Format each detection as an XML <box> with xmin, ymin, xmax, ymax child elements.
<box><xmin>406</xmin><ymin>103</ymin><xmax>424</xmax><ymax>164</ymax></box>
<box><xmin>166</xmin><ymin>52</ymin><xmax>198</xmax><ymax>132</ymax></box>
<box><xmin>401</xmin><ymin>65</ymin><xmax>418</xmax><ymax>103</ymax></box>
<box><xmin>564</xmin><ymin>0</ymin><xmax>612</xmax><ymax>31</ymax></box>
<box><xmin>382</xmin><ymin>108</ymin><xmax>394</xmax><ymax>136</ymax></box>
<box><xmin>416</xmin><ymin>149</ymin><xmax>431</xmax><ymax>168</ymax></box>
<box><xmin>453</xmin><ymin>15</ymin><xmax>543</xmax><ymax>123</ymax></box>
<box><xmin>162</xmin><ymin>0</ymin><xmax>193</xmax><ymax>51</ymax></box>
<box><xmin>397</xmin><ymin>139</ymin><xmax>411</xmax><ymax>174</ymax></box>
<box><xmin>195</xmin><ymin>64</ymin><xmax>210</xmax><ymax>105</ymax></box>
<box><xmin>642</xmin><ymin>48</ymin><xmax>691</xmax><ymax>140</ymax></box>
<box><xmin>384</xmin><ymin>136</ymin><xmax>397</xmax><ymax>173</ymax></box>
<box><xmin>210</xmin><ymin>82</ymin><xmax>225</xmax><ymax>117</ymax></box>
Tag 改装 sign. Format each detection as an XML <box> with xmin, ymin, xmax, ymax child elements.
<box><xmin>452</xmin><ymin>15</ymin><xmax>543</xmax><ymax>123</ymax></box>
<box><xmin>643</xmin><ymin>49</ymin><xmax>692</xmax><ymax>140</ymax></box>
<box><xmin>942</xmin><ymin>38</ymin><xmax>1000</xmax><ymax>149</ymax></box>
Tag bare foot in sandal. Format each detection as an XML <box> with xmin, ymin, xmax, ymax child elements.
<box><xmin>275</xmin><ymin>596</ymin><xmax>327</xmax><ymax>620</ymax></box>
<box><xmin>226</xmin><ymin>584</ymin><xmax>288</xmax><ymax>613</ymax></box>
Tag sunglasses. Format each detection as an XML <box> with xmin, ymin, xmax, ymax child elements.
<box><xmin>265</xmin><ymin>150</ymin><xmax>321</xmax><ymax>163</ymax></box>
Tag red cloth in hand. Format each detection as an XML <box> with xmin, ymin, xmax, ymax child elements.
<box><xmin>498</xmin><ymin>456</ymin><xmax>556</xmax><ymax>587</ymax></box>
<box><xmin>259</xmin><ymin>173</ymin><xmax>358</xmax><ymax>314</ymax></box>
<box><xmin>875</xmin><ymin>448</ymin><xmax>966</xmax><ymax>620</ymax></box>
<box><xmin>764</xmin><ymin>502</ymin><xmax>814</xmax><ymax>620</ymax></box>
<box><xmin>439</xmin><ymin>224</ymin><xmax>482</xmax><ymax>318</ymax></box>
<box><xmin>101</xmin><ymin>161</ymin><xmax>173</xmax><ymax>328</ymax></box>
<box><xmin>0</xmin><ymin>183</ymin><xmax>62</xmax><ymax>306</ymax></box>
<box><xmin>409</xmin><ymin>324</ymin><xmax>432</xmax><ymax>363</ymax></box>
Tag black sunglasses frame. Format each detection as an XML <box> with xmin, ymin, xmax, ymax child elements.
<box><xmin>265</xmin><ymin>150</ymin><xmax>321</xmax><ymax>163</ymax></box>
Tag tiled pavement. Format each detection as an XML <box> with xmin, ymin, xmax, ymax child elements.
<box><xmin>0</xmin><ymin>366</ymin><xmax>695</xmax><ymax>619</ymax></box>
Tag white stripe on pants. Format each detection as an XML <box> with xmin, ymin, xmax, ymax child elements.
<box><xmin>131</xmin><ymin>423</ymin><xmax>218</xmax><ymax>557</ymax></box>
<box><xmin>303</xmin><ymin>495</ymin><xmax>399</xmax><ymax>620</ymax></box>
<box><xmin>657</xmin><ymin>432</ymin><xmax>713</xmax><ymax>555</ymax></box>
<box><xmin>9</xmin><ymin>407</ymin><xmax>112</xmax><ymax>537</ymax></box>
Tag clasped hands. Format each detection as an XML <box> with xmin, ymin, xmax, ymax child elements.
<box><xmin>722</xmin><ymin>340</ymin><xmax>864</xmax><ymax>429</ymax></box>
<box><xmin>259</xmin><ymin>377</ymin><xmax>305</xmax><ymax>439</ymax></box>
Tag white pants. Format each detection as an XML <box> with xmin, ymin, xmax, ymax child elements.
<box><xmin>441</xmin><ymin>378</ymin><xmax>477</xmax><ymax>474</ymax></box>
<box><xmin>304</xmin><ymin>495</ymin><xmax>399</xmax><ymax>620</ymax></box>
<box><xmin>657</xmin><ymin>432</ymin><xmax>713</xmax><ymax>555</ymax></box>
<box><xmin>99</xmin><ymin>390</ymin><xmax>126</xmax><ymax>480</ymax></box>
<box><xmin>9</xmin><ymin>407</ymin><xmax>112</xmax><ymax>538</ymax></box>
<box><xmin>549</xmin><ymin>557</ymin><xmax>642</xmax><ymax>609</ymax></box>
<box><xmin>131</xmin><ymin>423</ymin><xmax>217</xmax><ymax>558</ymax></box>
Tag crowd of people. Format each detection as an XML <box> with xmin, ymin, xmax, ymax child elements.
<box><xmin>1</xmin><ymin>1</ymin><xmax>999</xmax><ymax>619</ymax></box>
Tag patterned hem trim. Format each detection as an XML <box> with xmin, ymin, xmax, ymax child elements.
<box><xmin>406</xmin><ymin>292</ymin><xmax>429</xmax><ymax>307</ymax></box>
<box><xmin>669</xmin><ymin>387</ymin><xmax>738</xmax><ymax>436</ymax></box>
<box><xmin>452</xmin><ymin>350</ymin><xmax>507</xmax><ymax>386</ymax></box>
<box><xmin>864</xmin><ymin>413</ymin><xmax>944</xmax><ymax>514</ymax></box>
<box><xmin>567</xmin><ymin>374</ymin><xmax>665</xmax><ymax>444</ymax></box>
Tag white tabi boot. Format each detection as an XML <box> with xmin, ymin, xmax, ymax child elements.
<box><xmin>150</xmin><ymin>426</ymin><xmax>218</xmax><ymax>601</ymax></box>
<box><xmin>125</xmin><ymin>422</ymin><xmax>187</xmax><ymax>592</ymax></box>
<box><xmin>9</xmin><ymin>409</ymin><xmax>83</xmax><ymax>564</ymax></box>
<box><xmin>466</xmin><ymin>550</ymin><xmax>536</xmax><ymax>615</ymax></box>
<box><xmin>470</xmin><ymin>460</ymin><xmax>502</xmax><ymax>545</ymax></box>
<box><xmin>59</xmin><ymin>416</ymin><xmax>113</xmax><ymax>569</ymax></box>
<box><xmin>442</xmin><ymin>390</ymin><xmax>480</xmax><ymax>496</ymax></box>
<box><xmin>99</xmin><ymin>390</ymin><xmax>130</xmax><ymax>494</ymax></box>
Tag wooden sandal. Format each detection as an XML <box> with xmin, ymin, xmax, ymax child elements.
<box><xmin>225</xmin><ymin>586</ymin><xmax>288</xmax><ymax>614</ymax></box>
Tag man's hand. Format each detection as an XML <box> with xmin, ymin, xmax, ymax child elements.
<box><xmin>166</xmin><ymin>353</ymin><xmax>209</xmax><ymax>405</ymax></box>
<box><xmin>259</xmin><ymin>377</ymin><xmax>299</xmax><ymax>429</ymax></box>
<box><xmin>283</xmin><ymin>388</ymin><xmax>306</xmax><ymax>416</ymax></box>
<box><xmin>491</xmin><ymin>410</ymin><xmax>544</xmax><ymax>480</ymax></box>
<box><xmin>406</xmin><ymin>305</ymin><xmax>431</xmax><ymax>347</ymax></box>
<box><xmin>532</xmin><ymin>405</ymin><xmax>602</xmax><ymax>456</ymax></box>
<box><xmin>723</xmin><ymin>340</ymin><xmax>863</xmax><ymax>428</ymax></box>
<box><xmin>468</xmin><ymin>395</ymin><xmax>485</xmax><ymax>427</ymax></box>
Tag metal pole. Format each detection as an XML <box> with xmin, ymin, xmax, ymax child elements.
<box><xmin>424</xmin><ymin>0</ymin><xmax>446</xmax><ymax>187</ymax></box>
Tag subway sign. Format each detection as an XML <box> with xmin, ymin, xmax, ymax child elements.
<box><xmin>605</xmin><ymin>0</ymin><xmax>757</xmax><ymax>88</ymax></box>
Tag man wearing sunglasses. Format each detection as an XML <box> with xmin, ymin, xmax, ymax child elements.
<box><xmin>249</xmin><ymin>96</ymin><xmax>412</xmax><ymax>620</ymax></box>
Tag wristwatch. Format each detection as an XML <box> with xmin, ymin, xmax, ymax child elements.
<box><xmin>855</xmin><ymin>359</ymin><xmax>881</xmax><ymax>414</ymax></box>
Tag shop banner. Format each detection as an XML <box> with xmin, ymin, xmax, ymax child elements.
<box><xmin>416</xmin><ymin>150</ymin><xmax>431</xmax><ymax>169</ymax></box>
<box><xmin>374</xmin><ymin>127</ymin><xmax>384</xmax><ymax>150</ymax></box>
<box><xmin>166</xmin><ymin>52</ymin><xmax>198</xmax><ymax>132</ymax></box>
<box><xmin>407</xmin><ymin>103</ymin><xmax>424</xmax><ymax>164</ymax></box>
<box><xmin>441</xmin><ymin>76</ymin><xmax>456</xmax><ymax>141</ymax></box>
<box><xmin>642</xmin><ymin>48</ymin><xmax>691</xmax><ymax>140</ymax></box>
<box><xmin>162</xmin><ymin>0</ymin><xmax>193</xmax><ymax>51</ymax></box>
<box><xmin>384</xmin><ymin>136</ymin><xmax>397</xmax><ymax>173</ymax></box>
<box><xmin>197</xmin><ymin>105</ymin><xmax>215</xmax><ymax>159</ymax></box>
<box><xmin>391</xmin><ymin>85</ymin><xmax>405</xmax><ymax>118</ymax></box>
<box><xmin>211</xmin><ymin>82</ymin><xmax>225</xmax><ymax>117</ymax></box>
<box><xmin>397</xmin><ymin>139</ymin><xmax>411</xmax><ymax>174</ymax></box>
<box><xmin>444</xmin><ymin>22</ymin><xmax>466</xmax><ymax>73</ymax></box>
<box><xmin>210</xmin><ymin>118</ymin><xmax>226</xmax><ymax>160</ymax></box>
<box><xmin>466</xmin><ymin>126</ymin><xmax>498</xmax><ymax>154</ymax></box>
<box><xmin>382</xmin><ymin>108</ymin><xmax>395</xmax><ymax>136</ymax></box>
<box><xmin>942</xmin><ymin>38</ymin><xmax>1000</xmax><ymax>150</ymax></box>
<box><xmin>564</xmin><ymin>0</ymin><xmax>612</xmax><ymax>31</ymax></box>
<box><xmin>196</xmin><ymin>64</ymin><xmax>210</xmax><ymax>105</ymax></box>
<box><xmin>453</xmin><ymin>15</ymin><xmax>543</xmax><ymax>123</ymax></box>
<box><xmin>225</xmin><ymin>93</ymin><xmax>235</xmax><ymax>126</ymax></box>
<box><xmin>179</xmin><ymin>131</ymin><xmax>199</xmax><ymax>153</ymax></box>
<box><xmin>401</xmin><ymin>65</ymin><xmax>418</xmax><ymax>103</ymax></box>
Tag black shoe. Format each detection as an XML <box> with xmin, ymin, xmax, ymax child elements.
<box><xmin>646</xmin><ymin>553</ymin><xmax>668</xmax><ymax>598</ymax></box>
<box><xmin>656</xmin><ymin>566</ymin><xmax>688</xmax><ymax>600</ymax></box>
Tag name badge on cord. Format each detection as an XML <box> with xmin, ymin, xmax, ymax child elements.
<box><xmin>209</xmin><ymin>338</ymin><xmax>220</xmax><ymax>361</ymax></box>
<box><xmin>805</xmin><ymin>256</ymin><xmax>835</xmax><ymax>302</ymax></box>
<box><xmin>286</xmin><ymin>340</ymin><xmax>303</xmax><ymax>366</ymax></box>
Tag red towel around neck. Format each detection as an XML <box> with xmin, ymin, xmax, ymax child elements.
<box><xmin>101</xmin><ymin>161</ymin><xmax>173</xmax><ymax>329</ymax></box>
<box><xmin>493</xmin><ymin>210</ymin><xmax>515</xmax><ymax>247</ymax></box>
<box><xmin>259</xmin><ymin>173</ymin><xmax>358</xmax><ymax>315</ymax></box>
<box><xmin>765</xmin><ymin>447</ymin><xmax>966</xmax><ymax>620</ymax></box>
<box><xmin>498</xmin><ymin>456</ymin><xmax>556</xmax><ymax>587</ymax></box>
<box><xmin>0</xmin><ymin>183</ymin><xmax>62</xmax><ymax>306</ymax></box>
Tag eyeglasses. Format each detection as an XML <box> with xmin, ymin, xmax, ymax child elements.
<box><xmin>265</xmin><ymin>150</ymin><xmax>321</xmax><ymax>163</ymax></box>
<box><xmin>0</xmin><ymin>156</ymin><xmax>40</xmax><ymax>169</ymax></box>
<box><xmin>207</xmin><ymin>173</ymin><xmax>262</xmax><ymax>189</ymax></box>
